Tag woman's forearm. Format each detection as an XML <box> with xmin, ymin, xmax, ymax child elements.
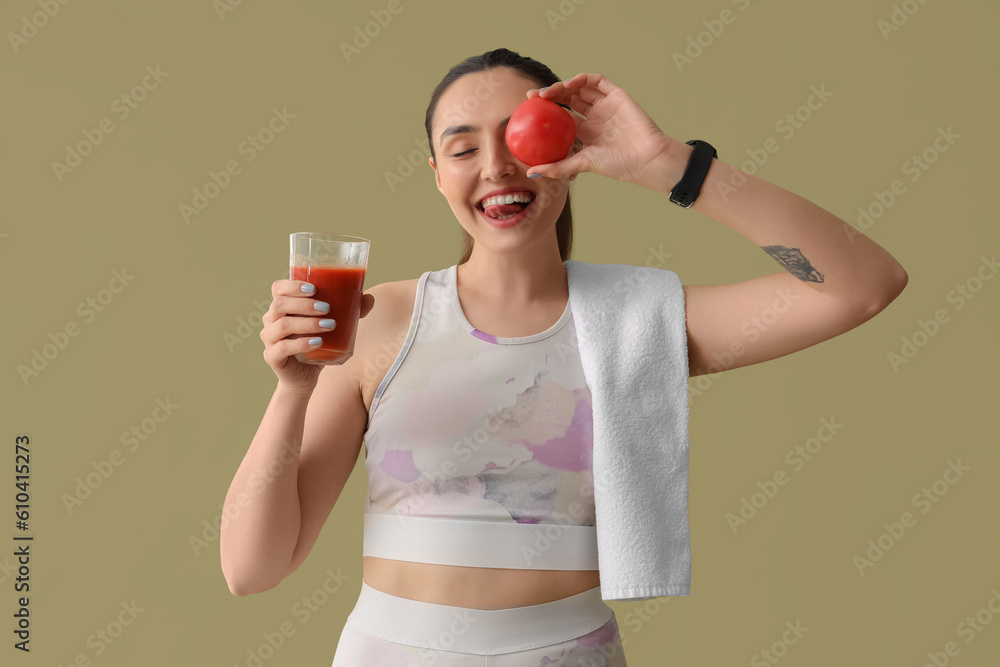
<box><xmin>641</xmin><ymin>139</ymin><xmax>908</xmax><ymax>309</ymax></box>
<box><xmin>220</xmin><ymin>383</ymin><xmax>310</xmax><ymax>595</ymax></box>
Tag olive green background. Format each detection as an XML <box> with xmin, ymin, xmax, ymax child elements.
<box><xmin>3</xmin><ymin>0</ymin><xmax>998</xmax><ymax>664</ymax></box>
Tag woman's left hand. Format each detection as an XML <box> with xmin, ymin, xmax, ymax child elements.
<box><xmin>525</xmin><ymin>73</ymin><xmax>677</xmax><ymax>189</ymax></box>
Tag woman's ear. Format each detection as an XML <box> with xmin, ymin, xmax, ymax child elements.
<box><xmin>429</xmin><ymin>156</ymin><xmax>442</xmax><ymax>192</ymax></box>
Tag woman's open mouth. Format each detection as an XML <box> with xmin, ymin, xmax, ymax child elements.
<box><xmin>476</xmin><ymin>191</ymin><xmax>536</xmax><ymax>228</ymax></box>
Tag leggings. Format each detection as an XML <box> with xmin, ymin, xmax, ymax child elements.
<box><xmin>331</xmin><ymin>580</ymin><xmax>628</xmax><ymax>666</ymax></box>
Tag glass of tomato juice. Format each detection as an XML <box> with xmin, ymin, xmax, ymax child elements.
<box><xmin>289</xmin><ymin>232</ymin><xmax>370</xmax><ymax>365</ymax></box>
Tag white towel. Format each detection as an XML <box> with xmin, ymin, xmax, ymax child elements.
<box><xmin>565</xmin><ymin>260</ymin><xmax>691</xmax><ymax>601</ymax></box>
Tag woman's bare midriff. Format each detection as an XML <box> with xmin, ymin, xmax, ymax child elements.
<box><xmin>363</xmin><ymin>557</ymin><xmax>600</xmax><ymax>610</ymax></box>
<box><xmin>356</xmin><ymin>278</ymin><xmax>599</xmax><ymax>610</ymax></box>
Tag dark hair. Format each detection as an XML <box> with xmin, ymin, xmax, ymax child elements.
<box><xmin>424</xmin><ymin>48</ymin><xmax>573</xmax><ymax>265</ymax></box>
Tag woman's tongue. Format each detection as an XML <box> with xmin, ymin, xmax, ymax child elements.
<box><xmin>482</xmin><ymin>202</ymin><xmax>524</xmax><ymax>219</ymax></box>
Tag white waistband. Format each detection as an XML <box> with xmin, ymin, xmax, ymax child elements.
<box><xmin>363</xmin><ymin>512</ymin><xmax>599</xmax><ymax>570</ymax></box>
<box><xmin>346</xmin><ymin>580</ymin><xmax>613</xmax><ymax>654</ymax></box>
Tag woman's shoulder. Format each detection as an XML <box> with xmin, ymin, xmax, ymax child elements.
<box><xmin>365</xmin><ymin>277</ymin><xmax>421</xmax><ymax>322</ymax></box>
<box><xmin>348</xmin><ymin>277</ymin><xmax>422</xmax><ymax>399</ymax></box>
<box><xmin>361</xmin><ymin>265</ymin><xmax>452</xmax><ymax>337</ymax></box>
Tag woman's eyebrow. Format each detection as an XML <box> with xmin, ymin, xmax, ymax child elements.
<box><xmin>439</xmin><ymin>116</ymin><xmax>512</xmax><ymax>144</ymax></box>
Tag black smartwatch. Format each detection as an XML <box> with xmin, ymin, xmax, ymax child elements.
<box><xmin>668</xmin><ymin>139</ymin><xmax>717</xmax><ymax>208</ymax></box>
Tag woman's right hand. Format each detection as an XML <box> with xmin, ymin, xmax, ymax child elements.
<box><xmin>260</xmin><ymin>280</ymin><xmax>376</xmax><ymax>395</ymax></box>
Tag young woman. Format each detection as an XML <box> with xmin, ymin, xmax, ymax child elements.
<box><xmin>222</xmin><ymin>48</ymin><xmax>907</xmax><ymax>666</ymax></box>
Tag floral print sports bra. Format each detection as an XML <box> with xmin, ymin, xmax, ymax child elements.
<box><xmin>360</xmin><ymin>263</ymin><xmax>599</xmax><ymax>571</ymax></box>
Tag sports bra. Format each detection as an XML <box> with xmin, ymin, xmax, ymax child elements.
<box><xmin>361</xmin><ymin>263</ymin><xmax>599</xmax><ymax>571</ymax></box>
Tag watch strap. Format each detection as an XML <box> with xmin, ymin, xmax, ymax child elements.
<box><xmin>669</xmin><ymin>139</ymin><xmax>717</xmax><ymax>208</ymax></box>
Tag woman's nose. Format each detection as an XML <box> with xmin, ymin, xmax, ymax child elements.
<box><xmin>481</xmin><ymin>138</ymin><xmax>517</xmax><ymax>180</ymax></box>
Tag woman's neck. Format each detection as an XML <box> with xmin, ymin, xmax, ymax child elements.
<box><xmin>456</xmin><ymin>252</ymin><xmax>568</xmax><ymax>308</ymax></box>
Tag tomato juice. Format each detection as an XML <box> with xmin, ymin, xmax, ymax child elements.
<box><xmin>290</xmin><ymin>264</ymin><xmax>366</xmax><ymax>365</ymax></box>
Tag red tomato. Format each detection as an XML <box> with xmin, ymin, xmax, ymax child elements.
<box><xmin>505</xmin><ymin>97</ymin><xmax>577</xmax><ymax>166</ymax></box>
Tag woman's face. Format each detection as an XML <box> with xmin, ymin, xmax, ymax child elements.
<box><xmin>428</xmin><ymin>67</ymin><xmax>572</xmax><ymax>255</ymax></box>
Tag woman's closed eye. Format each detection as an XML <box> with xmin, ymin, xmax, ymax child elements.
<box><xmin>450</xmin><ymin>148</ymin><xmax>477</xmax><ymax>158</ymax></box>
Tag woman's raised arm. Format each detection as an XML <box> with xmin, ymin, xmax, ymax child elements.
<box><xmin>526</xmin><ymin>74</ymin><xmax>908</xmax><ymax>375</ymax></box>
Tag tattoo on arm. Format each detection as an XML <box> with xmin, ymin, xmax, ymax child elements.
<box><xmin>761</xmin><ymin>245</ymin><xmax>825</xmax><ymax>283</ymax></box>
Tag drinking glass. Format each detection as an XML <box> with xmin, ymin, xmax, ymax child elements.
<box><xmin>289</xmin><ymin>232</ymin><xmax>370</xmax><ymax>366</ymax></box>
